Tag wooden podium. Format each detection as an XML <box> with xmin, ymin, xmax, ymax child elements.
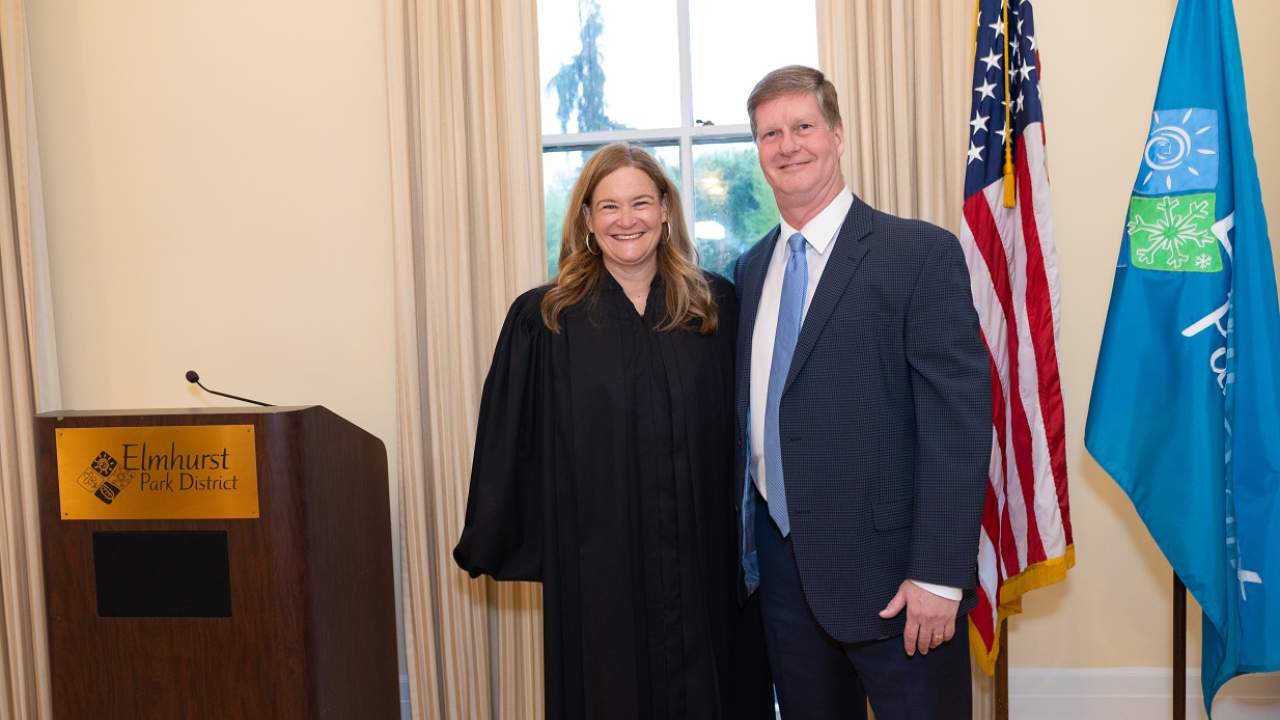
<box><xmin>35</xmin><ymin>406</ymin><xmax>399</xmax><ymax>719</ymax></box>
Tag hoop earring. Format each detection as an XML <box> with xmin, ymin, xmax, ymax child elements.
<box><xmin>585</xmin><ymin>232</ymin><xmax>600</xmax><ymax>255</ymax></box>
<box><xmin>661</xmin><ymin>220</ymin><xmax>670</xmax><ymax>245</ymax></box>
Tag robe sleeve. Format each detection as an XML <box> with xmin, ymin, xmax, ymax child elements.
<box><xmin>452</xmin><ymin>291</ymin><xmax>548</xmax><ymax>582</ymax></box>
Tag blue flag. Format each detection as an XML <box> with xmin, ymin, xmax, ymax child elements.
<box><xmin>1085</xmin><ymin>0</ymin><xmax>1280</xmax><ymax>714</ymax></box>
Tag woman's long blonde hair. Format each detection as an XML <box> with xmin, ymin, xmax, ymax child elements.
<box><xmin>541</xmin><ymin>143</ymin><xmax>718</xmax><ymax>334</ymax></box>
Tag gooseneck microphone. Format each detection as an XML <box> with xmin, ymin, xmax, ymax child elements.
<box><xmin>185</xmin><ymin>370</ymin><xmax>273</xmax><ymax>407</ymax></box>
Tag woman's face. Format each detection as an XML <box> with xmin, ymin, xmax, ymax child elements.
<box><xmin>584</xmin><ymin>166</ymin><xmax>667</xmax><ymax>276</ymax></box>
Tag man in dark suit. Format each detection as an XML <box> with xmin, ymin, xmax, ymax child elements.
<box><xmin>733</xmin><ymin>65</ymin><xmax>991</xmax><ymax>719</ymax></box>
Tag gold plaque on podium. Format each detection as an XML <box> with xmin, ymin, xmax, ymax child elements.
<box><xmin>56</xmin><ymin>425</ymin><xmax>259</xmax><ymax>519</ymax></box>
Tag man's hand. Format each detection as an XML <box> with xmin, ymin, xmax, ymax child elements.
<box><xmin>877</xmin><ymin>580</ymin><xmax>960</xmax><ymax>656</ymax></box>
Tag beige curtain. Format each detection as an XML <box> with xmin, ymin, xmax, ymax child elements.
<box><xmin>385</xmin><ymin>0</ymin><xmax>546</xmax><ymax>717</ymax></box>
<box><xmin>0</xmin><ymin>1</ymin><xmax>60</xmax><ymax>719</ymax></box>
<box><xmin>818</xmin><ymin>0</ymin><xmax>973</xmax><ymax>235</ymax></box>
<box><xmin>816</xmin><ymin>1</ymin><xmax>991</xmax><ymax>716</ymax></box>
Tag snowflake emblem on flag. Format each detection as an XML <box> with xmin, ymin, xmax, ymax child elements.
<box><xmin>1127</xmin><ymin>193</ymin><xmax>1221</xmax><ymax>272</ymax></box>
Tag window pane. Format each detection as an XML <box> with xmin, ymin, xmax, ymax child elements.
<box><xmin>692</xmin><ymin>142</ymin><xmax>778</xmax><ymax>278</ymax></box>
<box><xmin>538</xmin><ymin>0</ymin><xmax>680</xmax><ymax>135</ymax></box>
<box><xmin>689</xmin><ymin>0</ymin><xmax>818</xmax><ymax>127</ymax></box>
<box><xmin>543</xmin><ymin>145</ymin><xmax>682</xmax><ymax>278</ymax></box>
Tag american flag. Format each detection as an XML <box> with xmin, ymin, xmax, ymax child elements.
<box><xmin>958</xmin><ymin>0</ymin><xmax>1074</xmax><ymax>674</ymax></box>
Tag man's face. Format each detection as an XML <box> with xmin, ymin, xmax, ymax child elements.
<box><xmin>753</xmin><ymin>91</ymin><xmax>844</xmax><ymax>205</ymax></box>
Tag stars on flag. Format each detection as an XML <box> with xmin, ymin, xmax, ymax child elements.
<box><xmin>964</xmin><ymin>1</ymin><xmax>1044</xmax><ymax>195</ymax></box>
<box><xmin>980</xmin><ymin>48</ymin><xmax>1002</xmax><ymax>73</ymax></box>
<box><xmin>967</xmin><ymin>141</ymin><xmax>986</xmax><ymax>165</ymax></box>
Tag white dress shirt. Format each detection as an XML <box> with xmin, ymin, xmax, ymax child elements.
<box><xmin>747</xmin><ymin>188</ymin><xmax>961</xmax><ymax>602</ymax></box>
<box><xmin>749</xmin><ymin>189</ymin><xmax>852</xmax><ymax>497</ymax></box>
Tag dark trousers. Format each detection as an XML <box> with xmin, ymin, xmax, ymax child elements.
<box><xmin>753</xmin><ymin>495</ymin><xmax>971</xmax><ymax>720</ymax></box>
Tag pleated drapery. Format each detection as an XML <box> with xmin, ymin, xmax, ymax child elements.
<box><xmin>817</xmin><ymin>0</ymin><xmax>972</xmax><ymax>235</ymax></box>
<box><xmin>0</xmin><ymin>1</ymin><xmax>60</xmax><ymax>717</ymax></box>
<box><xmin>385</xmin><ymin>0</ymin><xmax>546</xmax><ymax>717</ymax></box>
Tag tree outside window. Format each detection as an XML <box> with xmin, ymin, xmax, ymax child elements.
<box><xmin>538</xmin><ymin>0</ymin><xmax>816</xmax><ymax>279</ymax></box>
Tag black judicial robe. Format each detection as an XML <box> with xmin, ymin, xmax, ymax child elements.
<box><xmin>453</xmin><ymin>273</ymin><xmax>773</xmax><ymax>720</ymax></box>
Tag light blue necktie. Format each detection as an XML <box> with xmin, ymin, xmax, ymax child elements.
<box><xmin>764</xmin><ymin>232</ymin><xmax>807</xmax><ymax>537</ymax></box>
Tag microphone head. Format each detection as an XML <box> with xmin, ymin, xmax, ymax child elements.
<box><xmin>185</xmin><ymin>370</ymin><xmax>200</xmax><ymax>384</ymax></box>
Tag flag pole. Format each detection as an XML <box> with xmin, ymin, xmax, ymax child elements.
<box><xmin>995</xmin><ymin>623</ymin><xmax>1009</xmax><ymax>720</ymax></box>
<box><xmin>1173</xmin><ymin>573</ymin><xmax>1186</xmax><ymax>720</ymax></box>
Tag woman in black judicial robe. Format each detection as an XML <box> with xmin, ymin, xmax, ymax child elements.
<box><xmin>453</xmin><ymin>144</ymin><xmax>773</xmax><ymax>720</ymax></box>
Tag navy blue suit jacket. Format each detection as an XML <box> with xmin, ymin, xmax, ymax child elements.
<box><xmin>733</xmin><ymin>195</ymin><xmax>991</xmax><ymax>644</ymax></box>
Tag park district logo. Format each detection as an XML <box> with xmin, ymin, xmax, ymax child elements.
<box><xmin>76</xmin><ymin>450</ymin><xmax>136</xmax><ymax>504</ymax></box>
<box><xmin>1126</xmin><ymin>107</ymin><xmax>1223</xmax><ymax>273</ymax></box>
<box><xmin>56</xmin><ymin>425</ymin><xmax>258</xmax><ymax>520</ymax></box>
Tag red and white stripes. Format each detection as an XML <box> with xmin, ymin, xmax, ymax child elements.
<box><xmin>959</xmin><ymin>124</ymin><xmax>1074</xmax><ymax>674</ymax></box>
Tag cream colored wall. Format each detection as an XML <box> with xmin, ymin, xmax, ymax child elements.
<box><xmin>25</xmin><ymin>0</ymin><xmax>403</xmax><ymax>649</ymax></box>
<box><xmin>23</xmin><ymin>0</ymin><xmax>1280</xmax><ymax>686</ymax></box>
<box><xmin>1014</xmin><ymin>0</ymin><xmax>1280</xmax><ymax>672</ymax></box>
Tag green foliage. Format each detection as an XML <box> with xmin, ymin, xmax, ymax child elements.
<box><xmin>544</xmin><ymin>181</ymin><xmax>568</xmax><ymax>278</ymax></box>
<box><xmin>547</xmin><ymin>0</ymin><xmax>625</xmax><ymax>133</ymax></box>
<box><xmin>692</xmin><ymin>146</ymin><xmax>779</xmax><ymax>277</ymax></box>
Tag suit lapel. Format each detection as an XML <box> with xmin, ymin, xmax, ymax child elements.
<box><xmin>736</xmin><ymin>226</ymin><xmax>780</xmax><ymax>427</ymax></box>
<box><xmin>784</xmin><ymin>198</ymin><xmax>875</xmax><ymax>394</ymax></box>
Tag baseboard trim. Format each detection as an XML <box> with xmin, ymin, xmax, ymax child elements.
<box><xmin>1005</xmin><ymin>667</ymin><xmax>1280</xmax><ymax>719</ymax></box>
<box><xmin>396</xmin><ymin>667</ymin><xmax>1280</xmax><ymax>719</ymax></box>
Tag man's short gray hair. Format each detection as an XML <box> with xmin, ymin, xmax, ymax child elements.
<box><xmin>746</xmin><ymin>65</ymin><xmax>842</xmax><ymax>139</ymax></box>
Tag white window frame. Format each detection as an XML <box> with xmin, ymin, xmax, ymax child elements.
<box><xmin>540</xmin><ymin>0</ymin><xmax>756</xmax><ymax>237</ymax></box>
